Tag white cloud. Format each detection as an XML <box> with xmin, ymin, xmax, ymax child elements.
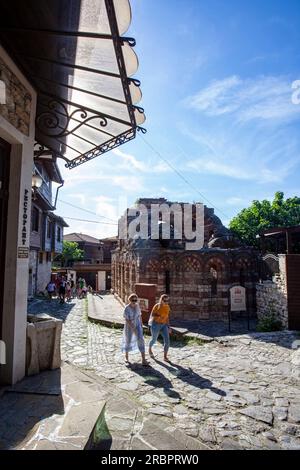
<box><xmin>185</xmin><ymin>75</ymin><xmax>300</xmax><ymax>123</ymax></box>
<box><xmin>179</xmin><ymin>124</ymin><xmax>300</xmax><ymax>184</ymax></box>
<box><xmin>58</xmin><ymin>157</ymin><xmax>145</xmax><ymax>191</ymax></box>
<box><xmin>112</xmin><ymin>148</ymin><xmax>146</xmax><ymax>171</ymax></box>
<box><xmin>186</xmin><ymin>153</ymin><xmax>298</xmax><ymax>184</ymax></box>
<box><xmin>187</xmin><ymin>158</ymin><xmax>252</xmax><ymax>180</ymax></box>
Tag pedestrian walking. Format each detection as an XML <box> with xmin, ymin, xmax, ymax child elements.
<box><xmin>66</xmin><ymin>281</ymin><xmax>72</xmax><ymax>302</ymax></box>
<box><xmin>46</xmin><ymin>280</ymin><xmax>56</xmax><ymax>300</ymax></box>
<box><xmin>58</xmin><ymin>276</ymin><xmax>66</xmax><ymax>304</ymax></box>
<box><xmin>122</xmin><ymin>293</ymin><xmax>149</xmax><ymax>366</ymax></box>
<box><xmin>148</xmin><ymin>294</ymin><xmax>171</xmax><ymax>362</ymax></box>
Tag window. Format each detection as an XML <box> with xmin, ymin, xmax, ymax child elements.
<box><xmin>46</xmin><ymin>252</ymin><xmax>52</xmax><ymax>263</ymax></box>
<box><xmin>47</xmin><ymin>218</ymin><xmax>52</xmax><ymax>239</ymax></box>
<box><xmin>210</xmin><ymin>267</ymin><xmax>218</xmax><ymax>297</ymax></box>
<box><xmin>57</xmin><ymin>226</ymin><xmax>61</xmax><ymax>242</ymax></box>
<box><xmin>32</xmin><ymin>207</ymin><xmax>39</xmax><ymax>232</ymax></box>
<box><xmin>39</xmin><ymin>252</ymin><xmax>43</xmax><ymax>264</ymax></box>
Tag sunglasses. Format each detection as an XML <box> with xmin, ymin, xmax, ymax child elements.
<box><xmin>162</xmin><ymin>298</ymin><xmax>169</xmax><ymax>302</ymax></box>
<box><xmin>131</xmin><ymin>298</ymin><xmax>138</xmax><ymax>302</ymax></box>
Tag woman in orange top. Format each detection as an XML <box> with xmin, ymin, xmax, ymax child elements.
<box><xmin>148</xmin><ymin>294</ymin><xmax>171</xmax><ymax>362</ymax></box>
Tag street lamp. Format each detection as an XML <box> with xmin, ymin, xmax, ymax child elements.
<box><xmin>32</xmin><ymin>173</ymin><xmax>43</xmax><ymax>200</ymax></box>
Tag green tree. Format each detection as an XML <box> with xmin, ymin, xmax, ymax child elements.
<box><xmin>229</xmin><ymin>192</ymin><xmax>300</xmax><ymax>247</ymax></box>
<box><xmin>54</xmin><ymin>241</ymin><xmax>84</xmax><ymax>267</ymax></box>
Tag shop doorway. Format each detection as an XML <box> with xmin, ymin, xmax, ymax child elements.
<box><xmin>0</xmin><ymin>137</ymin><xmax>10</xmax><ymax>340</ymax></box>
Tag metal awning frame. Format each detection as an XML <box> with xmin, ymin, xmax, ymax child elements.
<box><xmin>0</xmin><ymin>0</ymin><xmax>146</xmax><ymax>169</ymax></box>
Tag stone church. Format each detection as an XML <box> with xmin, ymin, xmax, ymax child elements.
<box><xmin>112</xmin><ymin>198</ymin><xmax>258</xmax><ymax>320</ymax></box>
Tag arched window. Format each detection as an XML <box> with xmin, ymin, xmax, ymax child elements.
<box><xmin>210</xmin><ymin>267</ymin><xmax>218</xmax><ymax>296</ymax></box>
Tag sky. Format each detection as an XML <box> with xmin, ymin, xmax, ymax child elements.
<box><xmin>56</xmin><ymin>0</ymin><xmax>300</xmax><ymax>239</ymax></box>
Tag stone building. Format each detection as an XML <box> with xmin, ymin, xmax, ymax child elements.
<box><xmin>29</xmin><ymin>159</ymin><xmax>68</xmax><ymax>297</ymax></box>
<box><xmin>63</xmin><ymin>233</ymin><xmax>118</xmax><ymax>291</ymax></box>
<box><xmin>256</xmin><ymin>226</ymin><xmax>300</xmax><ymax>330</ymax></box>
<box><xmin>112</xmin><ymin>198</ymin><xmax>259</xmax><ymax>321</ymax></box>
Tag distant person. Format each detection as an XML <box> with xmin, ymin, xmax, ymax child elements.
<box><xmin>58</xmin><ymin>276</ymin><xmax>66</xmax><ymax>304</ymax></box>
<box><xmin>70</xmin><ymin>279</ymin><xmax>76</xmax><ymax>298</ymax></box>
<box><xmin>148</xmin><ymin>294</ymin><xmax>171</xmax><ymax>362</ymax></box>
<box><xmin>122</xmin><ymin>294</ymin><xmax>149</xmax><ymax>366</ymax></box>
<box><xmin>66</xmin><ymin>281</ymin><xmax>72</xmax><ymax>302</ymax></box>
<box><xmin>81</xmin><ymin>279</ymin><xmax>87</xmax><ymax>298</ymax></box>
<box><xmin>46</xmin><ymin>280</ymin><xmax>56</xmax><ymax>300</ymax></box>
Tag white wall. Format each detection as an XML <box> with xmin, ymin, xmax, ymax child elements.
<box><xmin>97</xmin><ymin>271</ymin><xmax>106</xmax><ymax>291</ymax></box>
<box><xmin>0</xmin><ymin>44</ymin><xmax>37</xmax><ymax>384</ymax></box>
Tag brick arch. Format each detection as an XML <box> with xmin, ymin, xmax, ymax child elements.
<box><xmin>235</xmin><ymin>257</ymin><xmax>251</xmax><ymax>270</ymax></box>
<box><xmin>144</xmin><ymin>257</ymin><xmax>160</xmax><ymax>272</ymax></box>
<box><xmin>159</xmin><ymin>257</ymin><xmax>175</xmax><ymax>271</ymax></box>
<box><xmin>178</xmin><ymin>255</ymin><xmax>202</xmax><ymax>272</ymax></box>
<box><xmin>205</xmin><ymin>256</ymin><xmax>226</xmax><ymax>271</ymax></box>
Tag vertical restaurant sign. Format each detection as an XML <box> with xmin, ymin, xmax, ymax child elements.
<box><xmin>21</xmin><ymin>188</ymin><xmax>29</xmax><ymax>246</ymax></box>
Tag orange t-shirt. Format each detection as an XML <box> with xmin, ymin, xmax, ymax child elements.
<box><xmin>150</xmin><ymin>303</ymin><xmax>170</xmax><ymax>324</ymax></box>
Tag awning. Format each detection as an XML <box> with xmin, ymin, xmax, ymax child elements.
<box><xmin>261</xmin><ymin>226</ymin><xmax>300</xmax><ymax>237</ymax></box>
<box><xmin>0</xmin><ymin>0</ymin><xmax>146</xmax><ymax>169</ymax></box>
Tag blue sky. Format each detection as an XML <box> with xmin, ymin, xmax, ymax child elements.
<box><xmin>57</xmin><ymin>0</ymin><xmax>300</xmax><ymax>238</ymax></box>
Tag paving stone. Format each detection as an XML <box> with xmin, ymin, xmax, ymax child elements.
<box><xmin>288</xmin><ymin>405</ymin><xmax>300</xmax><ymax>424</ymax></box>
<box><xmin>20</xmin><ymin>296</ymin><xmax>300</xmax><ymax>451</ymax></box>
<box><xmin>275</xmin><ymin>398</ymin><xmax>289</xmax><ymax>407</ymax></box>
<box><xmin>222</xmin><ymin>376</ymin><xmax>237</xmax><ymax>384</ymax></box>
<box><xmin>118</xmin><ymin>382</ymin><xmax>139</xmax><ymax>392</ymax></box>
<box><xmin>262</xmin><ymin>431</ymin><xmax>277</xmax><ymax>441</ymax></box>
<box><xmin>273</xmin><ymin>407</ymin><xmax>288</xmax><ymax>421</ymax></box>
<box><xmin>239</xmin><ymin>406</ymin><xmax>273</xmax><ymax>425</ymax></box>
<box><xmin>198</xmin><ymin>425</ymin><xmax>217</xmax><ymax>443</ymax></box>
<box><xmin>148</xmin><ymin>407</ymin><xmax>173</xmax><ymax>418</ymax></box>
<box><xmin>221</xmin><ymin>438</ymin><xmax>244</xmax><ymax>450</ymax></box>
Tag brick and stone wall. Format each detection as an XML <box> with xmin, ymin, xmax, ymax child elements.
<box><xmin>112</xmin><ymin>198</ymin><xmax>259</xmax><ymax>321</ymax></box>
<box><xmin>112</xmin><ymin>248</ymin><xmax>258</xmax><ymax>321</ymax></box>
<box><xmin>256</xmin><ymin>255</ymin><xmax>288</xmax><ymax>328</ymax></box>
<box><xmin>0</xmin><ymin>57</ymin><xmax>32</xmax><ymax>136</ymax></box>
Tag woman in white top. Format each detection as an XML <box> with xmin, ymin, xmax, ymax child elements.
<box><xmin>121</xmin><ymin>293</ymin><xmax>149</xmax><ymax>366</ymax></box>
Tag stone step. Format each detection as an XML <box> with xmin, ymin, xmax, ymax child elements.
<box><xmin>0</xmin><ymin>363</ymin><xmax>106</xmax><ymax>450</ymax></box>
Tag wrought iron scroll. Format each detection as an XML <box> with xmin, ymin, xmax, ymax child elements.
<box><xmin>36</xmin><ymin>99</ymin><xmax>108</xmax><ymax>138</ymax></box>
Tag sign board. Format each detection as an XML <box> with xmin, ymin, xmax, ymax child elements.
<box><xmin>18</xmin><ymin>246</ymin><xmax>29</xmax><ymax>259</ymax></box>
<box><xmin>230</xmin><ymin>285</ymin><xmax>246</xmax><ymax>311</ymax></box>
<box><xmin>21</xmin><ymin>188</ymin><xmax>29</xmax><ymax>245</ymax></box>
<box><xmin>139</xmin><ymin>298</ymin><xmax>149</xmax><ymax>312</ymax></box>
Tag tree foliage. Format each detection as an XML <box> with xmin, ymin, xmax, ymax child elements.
<box><xmin>229</xmin><ymin>192</ymin><xmax>300</xmax><ymax>246</ymax></box>
<box><xmin>55</xmin><ymin>241</ymin><xmax>84</xmax><ymax>267</ymax></box>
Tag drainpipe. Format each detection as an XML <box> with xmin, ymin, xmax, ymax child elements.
<box><xmin>53</xmin><ymin>182</ymin><xmax>64</xmax><ymax>210</ymax></box>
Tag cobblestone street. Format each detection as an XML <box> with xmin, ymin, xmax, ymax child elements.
<box><xmin>28</xmin><ymin>295</ymin><xmax>300</xmax><ymax>450</ymax></box>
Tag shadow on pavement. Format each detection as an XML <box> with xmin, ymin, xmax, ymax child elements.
<box><xmin>27</xmin><ymin>297</ymin><xmax>78</xmax><ymax>322</ymax></box>
<box><xmin>0</xmin><ymin>369</ymin><xmax>64</xmax><ymax>449</ymax></box>
<box><xmin>127</xmin><ymin>363</ymin><xmax>181</xmax><ymax>400</ymax></box>
<box><xmin>153</xmin><ymin>358</ymin><xmax>226</xmax><ymax>397</ymax></box>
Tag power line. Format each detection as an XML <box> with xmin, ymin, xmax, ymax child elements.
<box><xmin>138</xmin><ymin>133</ymin><xmax>230</xmax><ymax>220</ymax></box>
<box><xmin>63</xmin><ymin>216</ymin><xmax>118</xmax><ymax>226</ymax></box>
<box><xmin>57</xmin><ymin>198</ymin><xmax>117</xmax><ymax>223</ymax></box>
